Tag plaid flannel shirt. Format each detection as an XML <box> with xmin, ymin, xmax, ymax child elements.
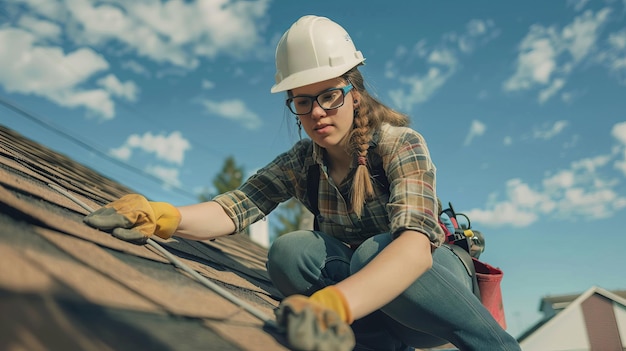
<box><xmin>213</xmin><ymin>123</ymin><xmax>444</xmax><ymax>248</ymax></box>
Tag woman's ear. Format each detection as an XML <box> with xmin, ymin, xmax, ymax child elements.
<box><xmin>352</xmin><ymin>92</ymin><xmax>361</xmax><ymax>108</ymax></box>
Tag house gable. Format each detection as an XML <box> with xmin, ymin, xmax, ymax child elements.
<box><xmin>519</xmin><ymin>286</ymin><xmax>626</xmax><ymax>351</ymax></box>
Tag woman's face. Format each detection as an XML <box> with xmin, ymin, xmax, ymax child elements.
<box><xmin>291</xmin><ymin>77</ymin><xmax>357</xmax><ymax>152</ymax></box>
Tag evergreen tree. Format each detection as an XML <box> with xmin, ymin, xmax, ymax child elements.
<box><xmin>198</xmin><ymin>155</ymin><xmax>244</xmax><ymax>201</ymax></box>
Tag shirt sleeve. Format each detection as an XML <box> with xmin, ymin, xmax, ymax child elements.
<box><xmin>382</xmin><ymin>127</ymin><xmax>445</xmax><ymax>247</ymax></box>
<box><xmin>212</xmin><ymin>140</ymin><xmax>311</xmax><ymax>233</ymax></box>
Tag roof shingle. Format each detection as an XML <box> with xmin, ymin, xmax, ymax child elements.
<box><xmin>0</xmin><ymin>125</ymin><xmax>290</xmax><ymax>350</ymax></box>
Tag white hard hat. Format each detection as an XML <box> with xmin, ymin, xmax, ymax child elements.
<box><xmin>270</xmin><ymin>15</ymin><xmax>365</xmax><ymax>93</ymax></box>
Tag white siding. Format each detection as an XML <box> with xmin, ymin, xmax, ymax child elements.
<box><xmin>615</xmin><ymin>302</ymin><xmax>626</xmax><ymax>350</ymax></box>
<box><xmin>249</xmin><ymin>218</ymin><xmax>269</xmax><ymax>248</ymax></box>
<box><xmin>521</xmin><ymin>306</ymin><xmax>589</xmax><ymax>351</ymax></box>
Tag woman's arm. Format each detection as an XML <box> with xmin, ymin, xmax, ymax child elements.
<box><xmin>335</xmin><ymin>230</ymin><xmax>433</xmax><ymax>320</ymax></box>
<box><xmin>174</xmin><ymin>201</ymin><xmax>237</xmax><ymax>241</ymax></box>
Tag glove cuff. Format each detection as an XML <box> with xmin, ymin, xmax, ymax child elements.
<box><xmin>310</xmin><ymin>286</ymin><xmax>353</xmax><ymax>324</ymax></box>
<box><xmin>149</xmin><ymin>202</ymin><xmax>182</xmax><ymax>239</ymax></box>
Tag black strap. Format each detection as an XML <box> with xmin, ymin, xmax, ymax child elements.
<box><xmin>445</xmin><ymin>243</ymin><xmax>481</xmax><ymax>300</ymax></box>
<box><xmin>306</xmin><ymin>163</ymin><xmax>388</xmax><ymax>231</ymax></box>
<box><xmin>307</xmin><ymin>165</ymin><xmax>321</xmax><ymax>231</ymax></box>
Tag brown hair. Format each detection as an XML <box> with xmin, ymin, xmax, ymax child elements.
<box><xmin>341</xmin><ymin>67</ymin><xmax>409</xmax><ymax>217</ymax></box>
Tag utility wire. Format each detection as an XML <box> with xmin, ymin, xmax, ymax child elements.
<box><xmin>1</xmin><ymin>7</ymin><xmax>230</xmax><ymax>201</ymax></box>
<box><xmin>0</xmin><ymin>95</ymin><xmax>199</xmax><ymax>201</ymax></box>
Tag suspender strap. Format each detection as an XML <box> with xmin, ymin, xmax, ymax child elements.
<box><xmin>445</xmin><ymin>243</ymin><xmax>481</xmax><ymax>300</ymax></box>
<box><xmin>307</xmin><ymin>165</ymin><xmax>321</xmax><ymax>231</ymax></box>
<box><xmin>306</xmin><ymin>163</ymin><xmax>387</xmax><ymax>231</ymax></box>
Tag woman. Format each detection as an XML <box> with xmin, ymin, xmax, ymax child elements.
<box><xmin>85</xmin><ymin>15</ymin><xmax>521</xmax><ymax>351</ymax></box>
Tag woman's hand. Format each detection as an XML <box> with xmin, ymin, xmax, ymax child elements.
<box><xmin>275</xmin><ymin>287</ymin><xmax>355</xmax><ymax>351</ymax></box>
<box><xmin>83</xmin><ymin>194</ymin><xmax>181</xmax><ymax>244</ymax></box>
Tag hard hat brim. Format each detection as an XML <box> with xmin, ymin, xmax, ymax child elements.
<box><xmin>271</xmin><ymin>60</ymin><xmax>365</xmax><ymax>93</ymax></box>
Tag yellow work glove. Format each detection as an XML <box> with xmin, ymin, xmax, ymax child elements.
<box><xmin>275</xmin><ymin>286</ymin><xmax>355</xmax><ymax>351</ymax></box>
<box><xmin>83</xmin><ymin>194</ymin><xmax>181</xmax><ymax>244</ymax></box>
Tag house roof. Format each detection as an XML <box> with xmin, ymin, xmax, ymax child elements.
<box><xmin>0</xmin><ymin>124</ymin><xmax>292</xmax><ymax>350</ymax></box>
<box><xmin>539</xmin><ymin>288</ymin><xmax>626</xmax><ymax>312</ymax></box>
<box><xmin>517</xmin><ymin>286</ymin><xmax>626</xmax><ymax>344</ymax></box>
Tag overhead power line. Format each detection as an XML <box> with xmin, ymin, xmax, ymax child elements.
<box><xmin>0</xmin><ymin>95</ymin><xmax>199</xmax><ymax>201</ymax></box>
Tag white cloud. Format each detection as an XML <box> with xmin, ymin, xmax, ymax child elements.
<box><xmin>0</xmin><ymin>28</ymin><xmax>116</xmax><ymax>118</ymax></box>
<box><xmin>111</xmin><ymin>131</ymin><xmax>191</xmax><ymax>165</ymax></box>
<box><xmin>1</xmin><ymin>0</ymin><xmax>271</xmax><ymax>118</ymax></box>
<box><xmin>599</xmin><ymin>28</ymin><xmax>626</xmax><ymax>84</ymax></box>
<box><xmin>503</xmin><ymin>136</ymin><xmax>513</xmax><ymax>146</ymax></box>
<box><xmin>467</xmin><ymin>19</ymin><xmax>489</xmax><ymax>36</ymax></box>
<box><xmin>202</xmin><ymin>80</ymin><xmax>216</xmax><ymax>89</ymax></box>
<box><xmin>59</xmin><ymin>89</ymin><xmax>115</xmax><ymax>118</ymax></box>
<box><xmin>572</xmin><ymin>154</ymin><xmax>611</xmax><ymax>173</ymax></box>
<box><xmin>608</xmin><ymin>29</ymin><xmax>626</xmax><ymax>50</ymax></box>
<box><xmin>386</xmin><ymin>18</ymin><xmax>497</xmax><ymax>111</ymax></box>
<box><xmin>538</xmin><ymin>78</ymin><xmax>565</xmax><ymax>103</ymax></box>
<box><xmin>15</xmin><ymin>0</ymin><xmax>66</xmax><ymax>21</ymax></box>
<box><xmin>464</xmin><ymin>120</ymin><xmax>487</xmax><ymax>146</ymax></box>
<box><xmin>558</xmin><ymin>187</ymin><xmax>625</xmax><ymax>219</ymax></box>
<box><xmin>145</xmin><ymin>165</ymin><xmax>182</xmax><ymax>188</ymax></box>
<box><xmin>459</xmin><ymin>19</ymin><xmax>498</xmax><ymax>53</ymax></box>
<box><xmin>504</xmin><ymin>29</ymin><xmax>558</xmax><ymax>91</ymax></box>
<box><xmin>465</xmin><ymin>180</ymin><xmax>550</xmax><ymax>227</ymax></box>
<box><xmin>389</xmin><ymin>66</ymin><xmax>455</xmax><ymax>110</ymax></box>
<box><xmin>469</xmin><ymin>124</ymin><xmax>626</xmax><ymax>228</ymax></box>
<box><xmin>122</xmin><ymin>60</ymin><xmax>150</xmax><ymax>77</ymax></box>
<box><xmin>201</xmin><ymin>98</ymin><xmax>262</xmax><ymax>130</ymax></box>
<box><xmin>563</xmin><ymin>9</ymin><xmax>611</xmax><ymax>62</ymax></box>
<box><xmin>503</xmin><ymin>8</ymin><xmax>611</xmax><ymax>102</ymax></box>
<box><xmin>543</xmin><ymin>169</ymin><xmax>576</xmax><ymax>190</ymax></box>
<box><xmin>17</xmin><ymin>15</ymin><xmax>62</xmax><ymax>41</ymax></box>
<box><xmin>614</xmin><ymin>149</ymin><xmax>626</xmax><ymax>176</ymax></box>
<box><xmin>109</xmin><ymin>144</ymin><xmax>132</xmax><ymax>161</ymax></box>
<box><xmin>96</xmin><ymin>74</ymin><xmax>139</xmax><ymax>102</ymax></box>
<box><xmin>533</xmin><ymin>120</ymin><xmax>569</xmax><ymax>140</ymax></box>
<box><xmin>59</xmin><ymin>0</ymin><xmax>270</xmax><ymax>68</ymax></box>
<box><xmin>567</xmin><ymin>0</ymin><xmax>591</xmax><ymax>11</ymax></box>
<box><xmin>428</xmin><ymin>49</ymin><xmax>459</xmax><ymax>67</ymax></box>
<box><xmin>611</xmin><ymin>121</ymin><xmax>626</xmax><ymax>145</ymax></box>
<box><xmin>611</xmin><ymin>122</ymin><xmax>626</xmax><ymax>175</ymax></box>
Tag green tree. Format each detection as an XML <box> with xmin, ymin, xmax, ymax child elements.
<box><xmin>272</xmin><ymin>198</ymin><xmax>314</xmax><ymax>238</ymax></box>
<box><xmin>199</xmin><ymin>155</ymin><xmax>244</xmax><ymax>202</ymax></box>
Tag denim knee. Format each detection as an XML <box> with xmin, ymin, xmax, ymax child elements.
<box><xmin>267</xmin><ymin>230</ymin><xmax>352</xmax><ymax>296</ymax></box>
<box><xmin>350</xmin><ymin>233</ymin><xmax>392</xmax><ymax>274</ymax></box>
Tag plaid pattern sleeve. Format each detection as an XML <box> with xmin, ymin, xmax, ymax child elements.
<box><xmin>378</xmin><ymin>124</ymin><xmax>445</xmax><ymax>247</ymax></box>
<box><xmin>212</xmin><ymin>139</ymin><xmax>314</xmax><ymax>234</ymax></box>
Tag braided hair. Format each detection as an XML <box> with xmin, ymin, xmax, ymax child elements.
<box><xmin>342</xmin><ymin>68</ymin><xmax>409</xmax><ymax>217</ymax></box>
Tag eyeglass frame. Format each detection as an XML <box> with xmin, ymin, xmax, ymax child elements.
<box><xmin>285</xmin><ymin>83</ymin><xmax>354</xmax><ymax>115</ymax></box>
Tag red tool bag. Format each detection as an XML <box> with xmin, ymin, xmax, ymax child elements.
<box><xmin>473</xmin><ymin>258</ymin><xmax>506</xmax><ymax>329</ymax></box>
<box><xmin>440</xmin><ymin>202</ymin><xmax>507</xmax><ymax>329</ymax></box>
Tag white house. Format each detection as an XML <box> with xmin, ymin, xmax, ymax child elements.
<box><xmin>518</xmin><ymin>286</ymin><xmax>626</xmax><ymax>351</ymax></box>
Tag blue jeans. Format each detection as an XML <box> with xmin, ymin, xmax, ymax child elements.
<box><xmin>267</xmin><ymin>230</ymin><xmax>521</xmax><ymax>351</ymax></box>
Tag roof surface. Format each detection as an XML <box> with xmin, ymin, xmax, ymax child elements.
<box><xmin>0</xmin><ymin>124</ymin><xmax>292</xmax><ymax>350</ymax></box>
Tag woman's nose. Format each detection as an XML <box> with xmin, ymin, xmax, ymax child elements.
<box><xmin>310</xmin><ymin>101</ymin><xmax>326</xmax><ymax>119</ymax></box>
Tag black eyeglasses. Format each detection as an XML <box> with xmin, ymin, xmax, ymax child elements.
<box><xmin>286</xmin><ymin>84</ymin><xmax>353</xmax><ymax>115</ymax></box>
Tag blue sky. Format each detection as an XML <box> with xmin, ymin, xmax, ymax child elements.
<box><xmin>1</xmin><ymin>0</ymin><xmax>626</xmax><ymax>338</ymax></box>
